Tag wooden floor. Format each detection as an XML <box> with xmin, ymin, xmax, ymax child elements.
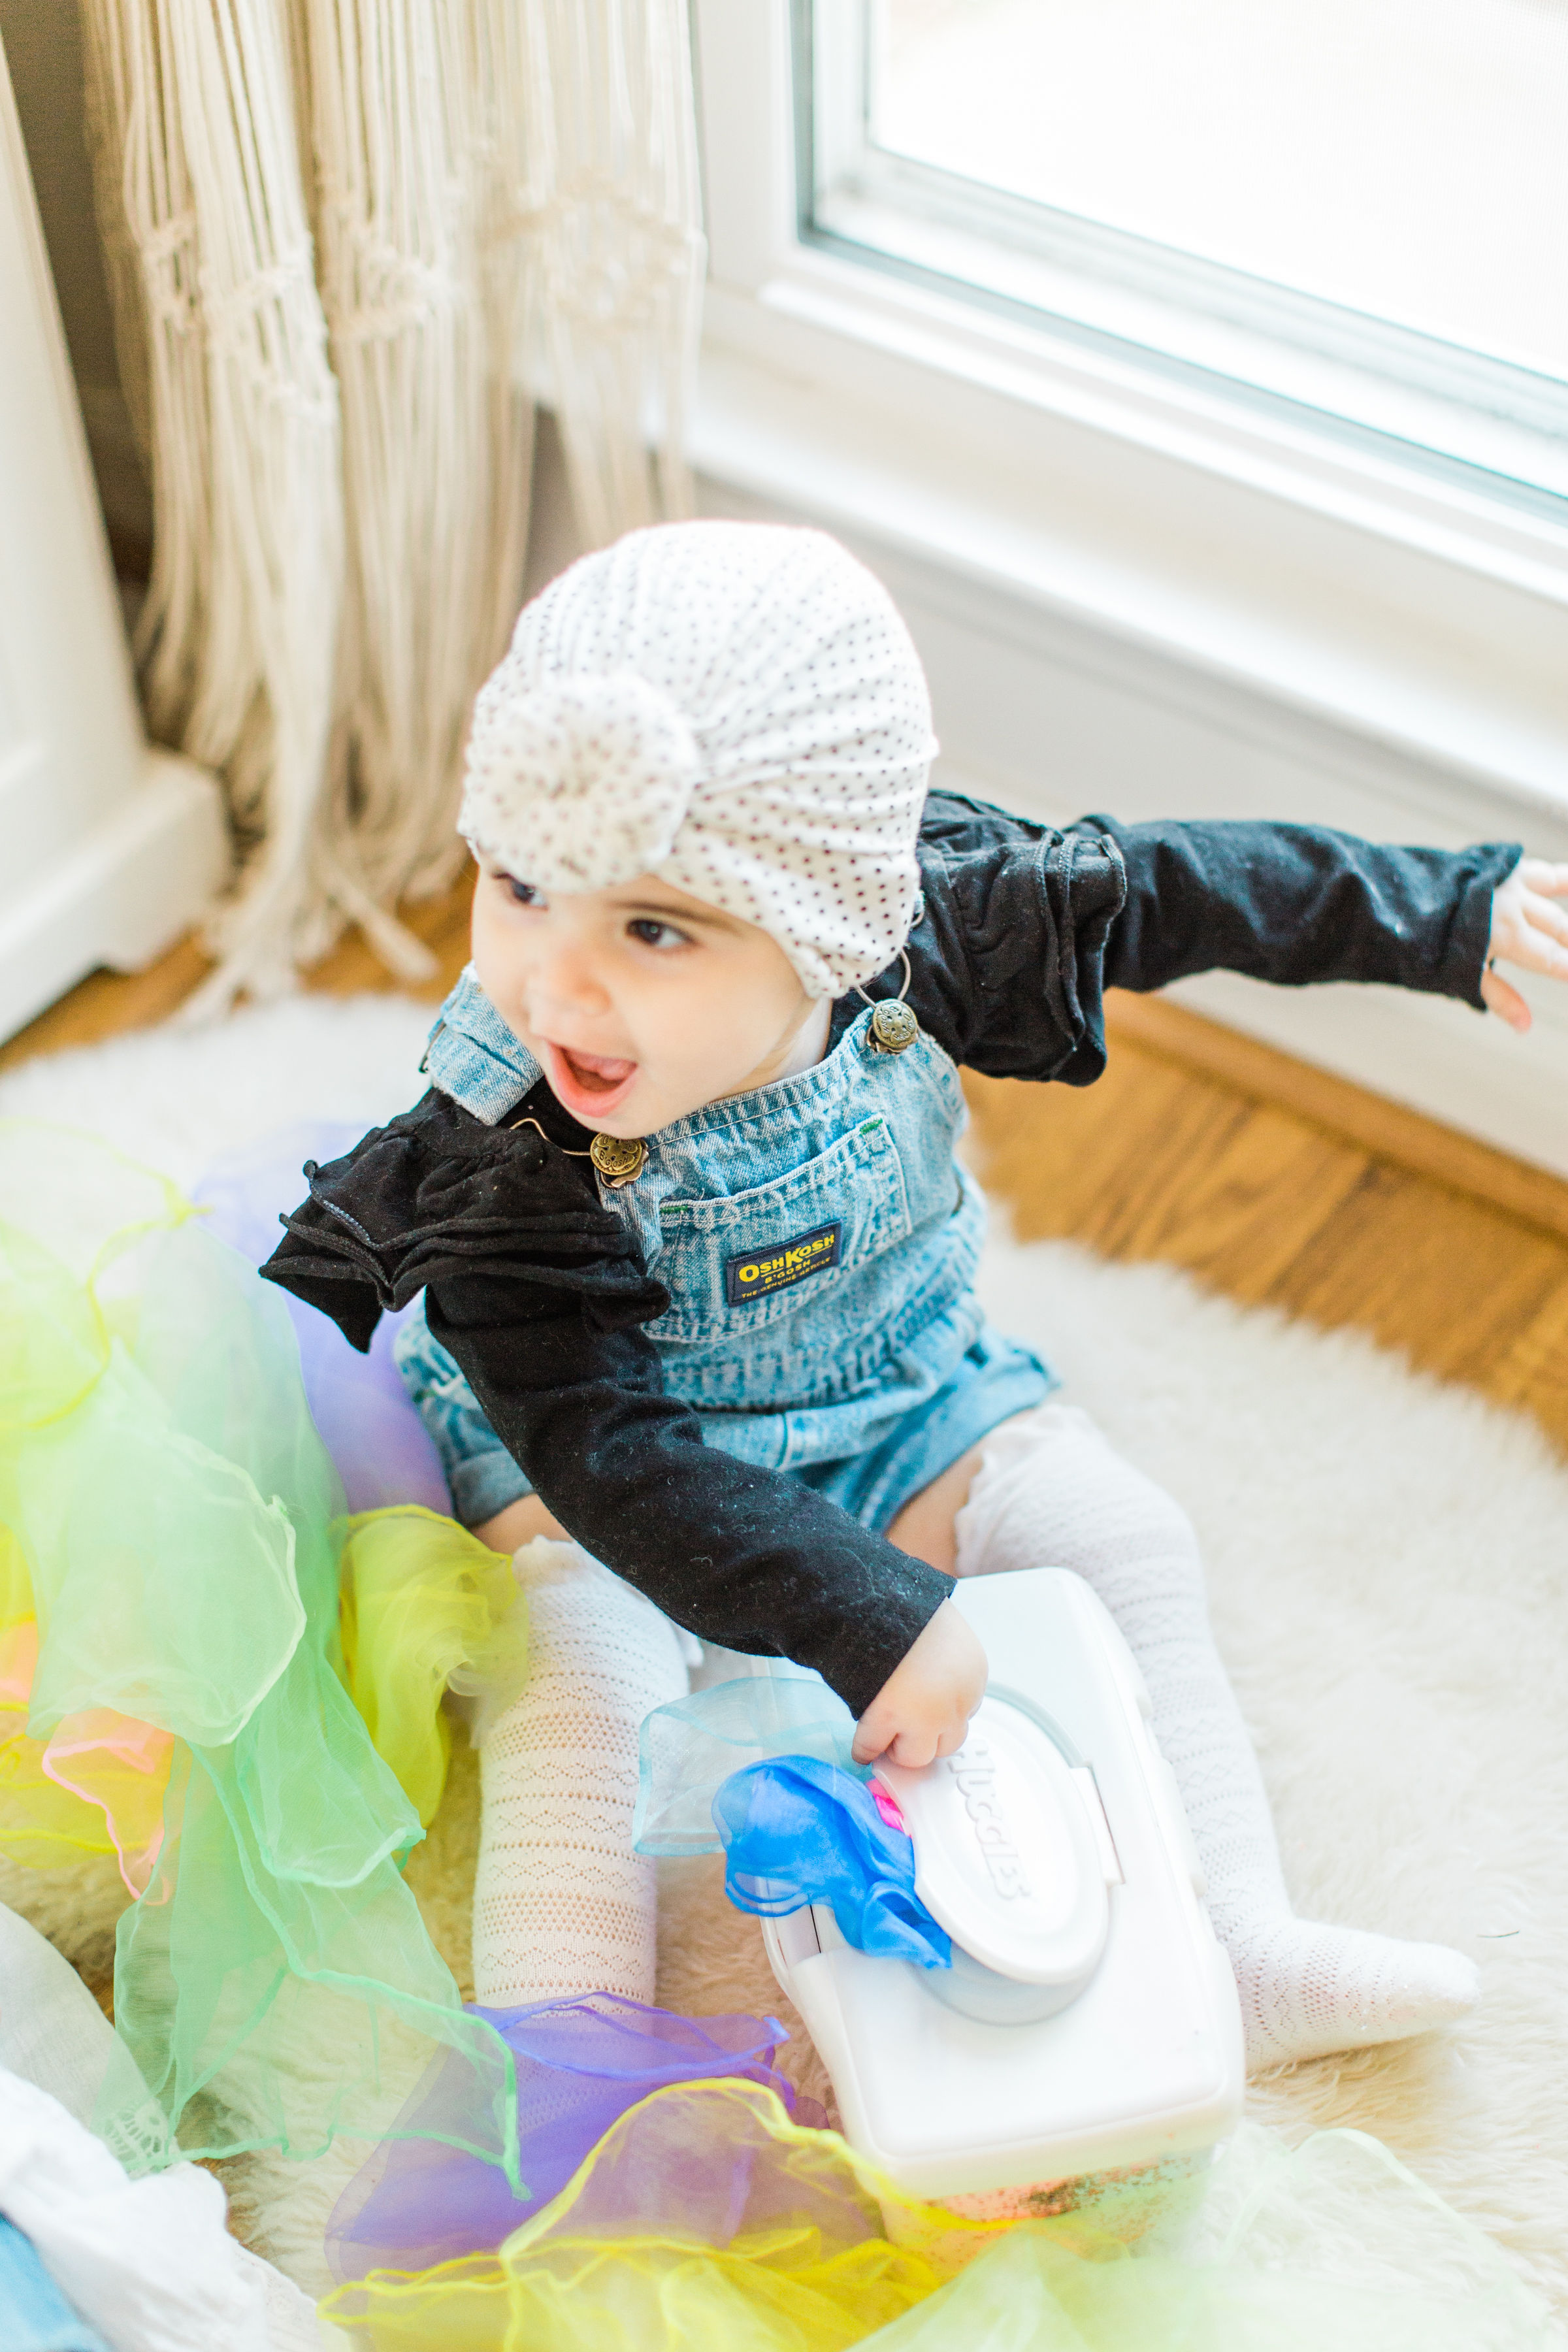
<box><xmin>10</xmin><ymin>874</ymin><xmax>1568</xmax><ymax>1457</ymax></box>
<box><xmin>966</xmin><ymin>1009</ymin><xmax>1568</xmax><ymax>1457</ymax></box>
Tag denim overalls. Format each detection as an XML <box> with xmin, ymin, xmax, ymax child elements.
<box><xmin>396</xmin><ymin>970</ymin><xmax>1051</xmax><ymax>1531</ymax></box>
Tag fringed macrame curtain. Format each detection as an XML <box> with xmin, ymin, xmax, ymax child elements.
<box><xmin>79</xmin><ymin>0</ymin><xmax>704</xmax><ymax>1007</ymax></box>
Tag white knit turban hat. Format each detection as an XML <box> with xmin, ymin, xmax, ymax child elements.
<box><xmin>457</xmin><ymin>521</ymin><xmax>938</xmax><ymax>998</ymax></box>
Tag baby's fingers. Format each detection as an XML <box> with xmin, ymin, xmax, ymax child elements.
<box><xmin>851</xmin><ymin>1710</ymin><xmax>893</xmax><ymax>1765</ymax></box>
<box><xmin>1481</xmin><ymin>963</ymin><xmax>1532</xmax><ymax>1033</ymax></box>
<box><xmin>1522</xmin><ymin>888</ymin><xmax>1568</xmax><ymax>960</ymax></box>
<box><xmin>883</xmin><ymin>1724</ymin><xmax>941</xmax><ymax>1769</ymax></box>
<box><xmin>1497</xmin><ymin>891</ymin><xmax>1568</xmax><ymax>992</ymax></box>
<box><xmin>1518</xmin><ymin>858</ymin><xmax>1568</xmax><ymax>900</ymax></box>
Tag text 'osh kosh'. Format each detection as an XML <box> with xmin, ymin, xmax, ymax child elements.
<box><xmin>723</xmin><ymin>1220</ymin><xmax>843</xmax><ymax>1305</ymax></box>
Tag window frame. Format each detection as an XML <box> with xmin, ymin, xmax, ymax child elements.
<box><xmin>690</xmin><ymin>0</ymin><xmax>1568</xmax><ymax>823</ymax></box>
<box><xmin>800</xmin><ymin>0</ymin><xmax>1568</xmax><ymax>515</ymax></box>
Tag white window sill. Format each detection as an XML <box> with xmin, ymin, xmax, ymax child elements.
<box><xmin>693</xmin><ymin>245</ymin><xmax>1568</xmax><ymax>825</ymax></box>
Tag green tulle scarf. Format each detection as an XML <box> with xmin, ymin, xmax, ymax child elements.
<box><xmin>0</xmin><ymin>1120</ymin><xmax>527</xmax><ymax>2186</ymax></box>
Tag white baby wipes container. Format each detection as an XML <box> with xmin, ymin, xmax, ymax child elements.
<box><xmin>758</xmin><ymin>1569</ymin><xmax>1245</xmax><ymax>2209</ymax></box>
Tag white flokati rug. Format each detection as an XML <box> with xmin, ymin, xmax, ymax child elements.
<box><xmin>3</xmin><ymin>994</ymin><xmax>1567</xmax><ymax>2313</ymax></box>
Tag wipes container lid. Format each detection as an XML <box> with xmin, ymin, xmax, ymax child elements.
<box><xmin>875</xmin><ymin>1696</ymin><xmax>1109</xmax><ymax>1990</ymax></box>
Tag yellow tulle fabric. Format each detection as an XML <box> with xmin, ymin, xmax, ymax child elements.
<box><xmin>0</xmin><ymin>1121</ymin><xmax>527</xmax><ymax>2180</ymax></box>
<box><xmin>1</xmin><ymin>1307</ymin><xmax>177</xmax><ymax>1897</ymax></box>
<box><xmin>321</xmin><ymin>2081</ymin><xmax>1554</xmax><ymax>2352</ymax></box>
<box><xmin>339</xmin><ymin>1506</ymin><xmax>527</xmax><ymax>1829</ymax></box>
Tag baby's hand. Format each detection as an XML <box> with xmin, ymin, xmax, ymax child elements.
<box><xmin>851</xmin><ymin>1600</ymin><xmax>987</xmax><ymax>1769</ymax></box>
<box><xmin>1483</xmin><ymin>857</ymin><xmax>1568</xmax><ymax>1033</ymax></box>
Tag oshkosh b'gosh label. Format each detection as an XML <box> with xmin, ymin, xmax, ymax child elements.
<box><xmin>725</xmin><ymin>1220</ymin><xmax>842</xmax><ymax>1305</ymax></box>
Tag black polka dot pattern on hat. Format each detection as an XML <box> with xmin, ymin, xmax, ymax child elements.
<box><xmin>456</xmin><ymin>521</ymin><xmax>938</xmax><ymax>996</ymax></box>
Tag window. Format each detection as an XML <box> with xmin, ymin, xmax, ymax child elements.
<box><xmin>800</xmin><ymin>0</ymin><xmax>1568</xmax><ymax>511</ymax></box>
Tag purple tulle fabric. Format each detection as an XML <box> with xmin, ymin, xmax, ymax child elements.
<box><xmin>325</xmin><ymin>1995</ymin><xmax>825</xmax><ymax>2279</ymax></box>
<box><xmin>195</xmin><ymin>1122</ymin><xmax>451</xmax><ymax>1515</ymax></box>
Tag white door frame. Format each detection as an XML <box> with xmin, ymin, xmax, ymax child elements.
<box><xmin>0</xmin><ymin>27</ymin><xmax>225</xmax><ymax>1045</ymax></box>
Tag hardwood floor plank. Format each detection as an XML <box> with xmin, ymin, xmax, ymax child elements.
<box><xmin>303</xmin><ymin>872</ymin><xmax>474</xmax><ymax>1000</ymax></box>
<box><xmin>1251</xmin><ymin>1160</ymin><xmax>1567</xmax><ymax>1389</ymax></box>
<box><xmin>966</xmin><ymin>1059</ymin><xmax>1371</xmax><ymax>1299</ymax></box>
<box><xmin>1469</xmin><ymin>1275</ymin><xmax>1568</xmax><ymax>1451</ymax></box>
<box><xmin>1105</xmin><ymin>990</ymin><xmax>1568</xmax><ymax>1247</ymax></box>
<box><xmin>0</xmin><ymin>933</ymin><xmax>215</xmax><ymax>1071</ymax></box>
<box><xmin>970</xmin><ymin>1049</ymin><xmax>1568</xmax><ymax>1448</ymax></box>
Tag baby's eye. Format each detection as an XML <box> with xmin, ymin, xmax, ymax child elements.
<box><xmin>503</xmin><ymin>875</ymin><xmax>543</xmax><ymax>907</ymax></box>
<box><xmin>627</xmin><ymin>917</ymin><xmax>691</xmax><ymax>951</ymax></box>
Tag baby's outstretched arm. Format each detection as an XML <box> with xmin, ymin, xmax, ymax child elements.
<box><xmin>1480</xmin><ymin>856</ymin><xmax>1568</xmax><ymax>1032</ymax></box>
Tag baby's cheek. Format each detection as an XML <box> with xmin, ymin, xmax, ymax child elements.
<box><xmin>621</xmin><ymin>1054</ymin><xmax>725</xmax><ymax>1132</ymax></box>
<box><xmin>626</xmin><ymin>1020</ymin><xmax>760</xmax><ymax>1129</ymax></box>
<box><xmin>468</xmin><ymin>896</ymin><xmax>516</xmax><ymax>1002</ymax></box>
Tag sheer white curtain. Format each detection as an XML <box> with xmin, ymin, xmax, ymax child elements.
<box><xmin>80</xmin><ymin>0</ymin><xmax>704</xmax><ymax>1007</ymax></box>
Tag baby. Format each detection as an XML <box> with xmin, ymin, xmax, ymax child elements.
<box><xmin>267</xmin><ymin>520</ymin><xmax>1568</xmax><ymax>2068</ymax></box>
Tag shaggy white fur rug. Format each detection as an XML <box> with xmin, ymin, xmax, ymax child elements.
<box><xmin>3</xmin><ymin>994</ymin><xmax>1566</xmax><ymax>2314</ymax></box>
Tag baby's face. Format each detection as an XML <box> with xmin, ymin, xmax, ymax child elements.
<box><xmin>471</xmin><ymin>863</ymin><xmax>830</xmax><ymax>1135</ymax></box>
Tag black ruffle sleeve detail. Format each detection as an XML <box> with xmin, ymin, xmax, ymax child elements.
<box><xmin>896</xmin><ymin>790</ymin><xmax>1127</xmax><ymax>1086</ymax></box>
<box><xmin>261</xmin><ymin>1088</ymin><xmax>666</xmax><ymax>1352</ymax></box>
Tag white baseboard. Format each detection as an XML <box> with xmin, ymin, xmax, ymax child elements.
<box><xmin>0</xmin><ymin>747</ymin><xmax>229</xmax><ymax>1044</ymax></box>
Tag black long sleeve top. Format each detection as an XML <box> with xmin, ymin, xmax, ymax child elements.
<box><xmin>261</xmin><ymin>793</ymin><xmax>1518</xmax><ymax>1713</ymax></box>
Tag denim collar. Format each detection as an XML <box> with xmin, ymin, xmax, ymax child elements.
<box><xmin>422</xmin><ymin>968</ymin><xmax>542</xmax><ymax>1125</ymax></box>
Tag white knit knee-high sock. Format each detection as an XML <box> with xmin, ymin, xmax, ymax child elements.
<box><xmin>470</xmin><ymin>1538</ymin><xmax>689</xmax><ymax>2007</ymax></box>
<box><xmin>953</xmin><ymin>1404</ymin><xmax>1477</xmax><ymax>2069</ymax></box>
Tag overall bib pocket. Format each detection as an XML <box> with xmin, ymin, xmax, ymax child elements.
<box><xmin>648</xmin><ymin>1115</ymin><xmax>911</xmax><ymax>1345</ymax></box>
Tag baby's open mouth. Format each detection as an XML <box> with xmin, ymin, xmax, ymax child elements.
<box><xmin>557</xmin><ymin>1044</ymin><xmax>636</xmax><ymax>1093</ymax></box>
<box><xmin>539</xmin><ymin>1038</ymin><xmax>641</xmax><ymax>1119</ymax></box>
